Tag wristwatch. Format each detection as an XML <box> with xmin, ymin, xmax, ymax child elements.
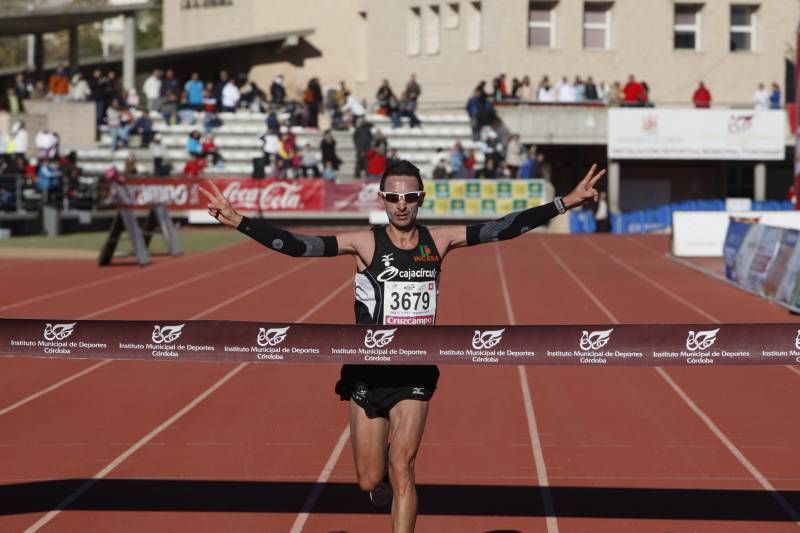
<box><xmin>554</xmin><ymin>196</ymin><xmax>567</xmax><ymax>214</ymax></box>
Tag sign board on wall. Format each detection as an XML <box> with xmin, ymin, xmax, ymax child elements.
<box><xmin>608</xmin><ymin>109</ymin><xmax>786</xmax><ymax>160</ymax></box>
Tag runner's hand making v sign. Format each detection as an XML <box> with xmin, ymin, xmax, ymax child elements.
<box><xmin>199</xmin><ymin>180</ymin><xmax>242</xmax><ymax>229</ymax></box>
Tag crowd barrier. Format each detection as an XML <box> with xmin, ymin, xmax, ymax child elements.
<box><xmin>723</xmin><ymin>219</ymin><xmax>800</xmax><ymax>312</ymax></box>
<box><xmin>107</xmin><ymin>177</ymin><xmax>549</xmax><ymax>221</ymax></box>
<box><xmin>2</xmin><ymin>319</ymin><xmax>800</xmax><ymax>367</ymax></box>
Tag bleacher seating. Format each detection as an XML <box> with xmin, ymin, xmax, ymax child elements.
<box><xmin>68</xmin><ymin>108</ymin><xmax>480</xmax><ymax>179</ymax></box>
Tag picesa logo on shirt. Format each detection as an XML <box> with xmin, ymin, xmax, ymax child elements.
<box><xmin>413</xmin><ymin>245</ymin><xmax>440</xmax><ymax>263</ymax></box>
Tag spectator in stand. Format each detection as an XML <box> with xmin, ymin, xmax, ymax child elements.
<box><xmin>693</xmin><ymin>81</ymin><xmax>712</xmax><ymax>108</ymax></box>
<box><xmin>366</xmin><ymin>142</ymin><xmax>387</xmax><ymax>179</ymax></box>
<box><xmin>160</xmin><ymin>69</ymin><xmax>179</xmax><ymax>102</ymax></box>
<box><xmin>48</xmin><ymin>64</ymin><xmax>69</xmax><ymax>101</ymax></box>
<box><xmin>376</xmin><ymin>79</ymin><xmax>395</xmax><ymax>115</ymax></box>
<box><xmin>607</xmin><ymin>81</ymin><xmax>623</xmax><ymax>106</ymax></box>
<box><xmin>277</xmin><ymin>131</ymin><xmax>297</xmax><ymax>177</ymax></box>
<box><xmin>241</xmin><ymin>79</ymin><xmax>268</xmax><ymax>112</ymax></box>
<box><xmin>505</xmin><ymin>134</ymin><xmax>524</xmax><ymax>178</ymax></box>
<box><xmin>399</xmin><ymin>90</ymin><xmax>422</xmax><ymax>128</ymax></box>
<box><xmin>537</xmin><ymin>76</ymin><xmax>555</xmax><ymax>102</ymax></box>
<box><xmin>405</xmin><ymin>74</ymin><xmax>421</xmax><ymax>112</ymax></box>
<box><xmin>160</xmin><ymin>91</ymin><xmax>178</xmax><ymax>126</ymax></box>
<box><xmin>69</xmin><ymin>73</ymin><xmax>91</xmax><ymax>102</ymax></box>
<box><xmin>769</xmin><ymin>82</ymin><xmax>781</xmax><ymax>109</ymax></box>
<box><xmin>301</xmin><ymin>142</ymin><xmax>321</xmax><ymax>177</ymax></box>
<box><xmin>89</xmin><ymin>70</ymin><xmax>107</xmax><ymax>132</ymax></box>
<box><xmin>266</xmin><ymin>110</ymin><xmax>280</xmax><ymax>134</ymax></box>
<box><xmin>270</xmin><ymin>75</ymin><xmax>286</xmax><ymax>105</ymax></box>
<box><xmin>573</xmin><ymin>76</ymin><xmax>586</xmax><ymax>102</ymax></box>
<box><xmin>203</xmin><ymin>111</ymin><xmax>223</xmax><ymax>135</ymax></box>
<box><xmin>125</xmin><ymin>87</ymin><xmax>140</xmax><ymax>109</ymax></box>
<box><xmin>622</xmin><ymin>75</ymin><xmax>646</xmax><ymax>106</ymax></box>
<box><xmin>106</xmin><ymin>70</ymin><xmax>121</xmax><ymax>104</ymax></box>
<box><xmin>132</xmin><ymin>110</ymin><xmax>154</xmax><ymax>148</ymax></box>
<box><xmin>450</xmin><ymin>142</ymin><xmax>466</xmax><ymax>179</ymax></box>
<box><xmin>387</xmin><ymin>147</ymin><xmax>402</xmax><ymax>167</ymax></box>
<box><xmin>641</xmin><ymin>81</ymin><xmax>652</xmax><ymax>106</ymax></box>
<box><xmin>320</xmin><ymin>129</ymin><xmax>341</xmax><ymax>170</ymax></box>
<box><xmin>752</xmin><ymin>83</ymin><xmax>770</xmax><ymax>110</ymax></box>
<box><xmin>353</xmin><ymin>117</ymin><xmax>373</xmax><ymax>177</ymax></box>
<box><xmin>518</xmin><ymin>147</ymin><xmax>537</xmax><ymax>179</ymax></box>
<box><xmin>203</xmin><ymin>82</ymin><xmax>218</xmax><ymax>112</ymax></box>
<box><xmin>326</xmin><ymin>84</ymin><xmax>345</xmax><ymax>130</ymax></box>
<box><xmin>8</xmin><ymin>121</ymin><xmax>28</xmax><ymax>160</ymax></box>
<box><xmin>177</xmin><ymin>92</ymin><xmax>196</xmax><ymax>125</ymax></box>
<box><xmin>372</xmin><ymin>129</ymin><xmax>388</xmax><ymax>153</ymax></box>
<box><xmin>510</xmin><ymin>77</ymin><xmax>521</xmax><ymax>100</ymax></box>
<box><xmin>151</xmin><ymin>135</ymin><xmax>172</xmax><ymax>177</ymax></box>
<box><xmin>221</xmin><ymin>78</ymin><xmax>240</xmax><ymax>113</ymax></box>
<box><xmin>202</xmin><ymin>134</ymin><xmax>224</xmax><ymax>168</ymax></box>
<box><xmin>557</xmin><ymin>76</ymin><xmax>576</xmax><ymax>103</ymax></box>
<box><xmin>322</xmin><ymin>161</ymin><xmax>337</xmax><ymax>181</ymax></box>
<box><xmin>186</xmin><ymin>130</ymin><xmax>203</xmax><ymax>157</ymax></box>
<box><xmin>183</xmin><ymin>153</ymin><xmax>206</xmax><ymax>178</ymax></box>
<box><xmin>14</xmin><ymin>73</ymin><xmax>29</xmax><ymax>103</ymax></box>
<box><xmin>142</xmin><ymin>69</ymin><xmax>162</xmax><ymax>112</ymax></box>
<box><xmin>519</xmin><ymin>75</ymin><xmax>534</xmax><ymax>101</ymax></box>
<box><xmin>106</xmin><ymin>99</ymin><xmax>130</xmax><ymax>152</ymax></box>
<box><xmin>30</xmin><ymin>80</ymin><xmax>47</xmax><ymax>100</ymax></box>
<box><xmin>584</xmin><ymin>76</ymin><xmax>599</xmax><ymax>101</ymax></box>
<box><xmin>492</xmin><ymin>76</ymin><xmax>505</xmax><ymax>101</ymax></box>
<box><xmin>258</xmin><ymin>128</ymin><xmax>280</xmax><ymax>174</ymax></box>
<box><xmin>476</xmin><ymin>157</ymin><xmax>499</xmax><ymax>179</ymax></box>
<box><xmin>342</xmin><ymin>91</ymin><xmax>366</xmax><ymax>124</ymax></box>
<box><xmin>184</xmin><ymin>72</ymin><xmax>204</xmax><ymax>111</ymax></box>
<box><xmin>466</xmin><ymin>88</ymin><xmax>483</xmax><ymax>141</ymax></box>
<box><xmin>213</xmin><ymin>70</ymin><xmax>229</xmax><ymax>107</ymax></box>
<box><xmin>387</xmin><ymin>94</ymin><xmax>402</xmax><ymax>129</ymax></box>
<box><xmin>36</xmin><ymin>158</ymin><xmax>62</xmax><ymax>202</ymax></box>
<box><xmin>432</xmin><ymin>158</ymin><xmax>448</xmax><ymax>180</ymax></box>
<box><xmin>305</xmin><ymin>77</ymin><xmax>323</xmax><ymax>129</ymax></box>
<box><xmin>124</xmin><ymin>153</ymin><xmax>138</xmax><ymax>177</ymax></box>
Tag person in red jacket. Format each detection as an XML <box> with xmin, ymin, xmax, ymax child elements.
<box><xmin>693</xmin><ymin>82</ymin><xmax>712</xmax><ymax>108</ymax></box>
<box><xmin>622</xmin><ymin>75</ymin><xmax>645</xmax><ymax>106</ymax></box>
<box><xmin>366</xmin><ymin>145</ymin><xmax>387</xmax><ymax>179</ymax></box>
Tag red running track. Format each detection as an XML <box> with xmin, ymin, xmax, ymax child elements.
<box><xmin>1</xmin><ymin>233</ymin><xmax>799</xmax><ymax>532</ymax></box>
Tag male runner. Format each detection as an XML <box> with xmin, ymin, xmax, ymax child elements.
<box><xmin>200</xmin><ymin>160</ymin><xmax>604</xmax><ymax>533</ymax></box>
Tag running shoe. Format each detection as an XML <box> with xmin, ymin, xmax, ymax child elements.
<box><xmin>369</xmin><ymin>445</ymin><xmax>392</xmax><ymax>507</ymax></box>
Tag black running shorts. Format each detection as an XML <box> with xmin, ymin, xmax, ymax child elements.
<box><xmin>335</xmin><ymin>364</ymin><xmax>440</xmax><ymax>419</ymax></box>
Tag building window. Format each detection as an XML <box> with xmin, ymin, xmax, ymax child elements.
<box><xmin>444</xmin><ymin>3</ymin><xmax>459</xmax><ymax>29</ymax></box>
<box><xmin>730</xmin><ymin>4</ymin><xmax>757</xmax><ymax>52</ymax></box>
<box><xmin>583</xmin><ymin>2</ymin><xmax>611</xmax><ymax>50</ymax></box>
<box><xmin>407</xmin><ymin>7</ymin><xmax>422</xmax><ymax>56</ymax></box>
<box><xmin>528</xmin><ymin>2</ymin><xmax>556</xmax><ymax>48</ymax></box>
<box><xmin>674</xmin><ymin>4</ymin><xmax>701</xmax><ymax>50</ymax></box>
<box><xmin>181</xmin><ymin>0</ymin><xmax>233</xmax><ymax>9</ymax></box>
<box><xmin>424</xmin><ymin>5</ymin><xmax>441</xmax><ymax>55</ymax></box>
<box><xmin>466</xmin><ymin>1</ymin><xmax>481</xmax><ymax>51</ymax></box>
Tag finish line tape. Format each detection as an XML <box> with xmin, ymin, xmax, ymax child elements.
<box><xmin>2</xmin><ymin>319</ymin><xmax>800</xmax><ymax>366</ymax></box>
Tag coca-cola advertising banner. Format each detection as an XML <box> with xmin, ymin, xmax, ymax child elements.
<box><xmin>2</xmin><ymin>319</ymin><xmax>800</xmax><ymax>367</ymax></box>
<box><xmin>114</xmin><ymin>178</ymin><xmax>325</xmax><ymax>212</ymax></box>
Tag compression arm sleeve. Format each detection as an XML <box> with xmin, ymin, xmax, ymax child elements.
<box><xmin>466</xmin><ymin>202</ymin><xmax>560</xmax><ymax>246</ymax></box>
<box><xmin>237</xmin><ymin>216</ymin><xmax>339</xmax><ymax>257</ymax></box>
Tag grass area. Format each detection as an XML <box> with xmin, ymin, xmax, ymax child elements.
<box><xmin>0</xmin><ymin>228</ymin><xmax>247</xmax><ymax>258</ymax></box>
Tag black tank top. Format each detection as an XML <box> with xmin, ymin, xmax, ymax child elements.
<box><xmin>354</xmin><ymin>225</ymin><xmax>441</xmax><ymax>325</ymax></box>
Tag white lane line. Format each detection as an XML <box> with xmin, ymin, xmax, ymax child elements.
<box><xmin>539</xmin><ymin>239</ymin><xmax>619</xmax><ymax>323</ymax></box>
<box><xmin>80</xmin><ymin>253</ymin><xmax>265</xmax><ymax>319</ymax></box>
<box><xmin>656</xmin><ymin>367</ymin><xmax>800</xmax><ymax>525</ymax></box>
<box><xmin>0</xmin><ymin>360</ymin><xmax>112</xmax><ymax>417</ymax></box>
<box><xmin>582</xmin><ymin>237</ymin><xmax>720</xmax><ymax>323</ymax></box>
<box><xmin>190</xmin><ymin>260</ymin><xmax>317</xmax><ymax>319</ymax></box>
<box><xmin>24</xmin><ymin>362</ymin><xmax>249</xmax><ymax>533</ymax></box>
<box><xmin>552</xmin><ymin>236</ymin><xmax>800</xmax><ymax>526</ymax></box>
<box><xmin>495</xmin><ymin>246</ymin><xmax>559</xmax><ymax>533</ymax></box>
<box><xmin>0</xmin><ymin>239</ymin><xmax>249</xmax><ymax>313</ymax></box>
<box><xmin>787</xmin><ymin>366</ymin><xmax>800</xmax><ymax>377</ymax></box>
<box><xmin>289</xmin><ymin>425</ymin><xmax>351</xmax><ymax>533</ymax></box>
<box><xmin>288</xmin><ymin>275</ymin><xmax>358</xmax><ymax>532</ymax></box>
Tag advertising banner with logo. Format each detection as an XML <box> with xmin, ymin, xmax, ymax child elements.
<box><xmin>421</xmin><ymin>179</ymin><xmax>547</xmax><ymax>216</ymax></box>
<box><xmin>608</xmin><ymin>109</ymin><xmax>786</xmax><ymax>160</ymax></box>
<box><xmin>112</xmin><ymin>178</ymin><xmax>325</xmax><ymax>212</ymax></box>
<box><xmin>2</xmin><ymin>319</ymin><xmax>800</xmax><ymax>367</ymax></box>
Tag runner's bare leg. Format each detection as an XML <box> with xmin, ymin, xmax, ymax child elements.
<box><xmin>388</xmin><ymin>399</ymin><xmax>430</xmax><ymax>533</ymax></box>
<box><xmin>349</xmin><ymin>400</ymin><xmax>390</xmax><ymax>491</ymax></box>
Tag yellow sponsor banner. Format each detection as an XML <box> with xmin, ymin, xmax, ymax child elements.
<box><xmin>421</xmin><ymin>179</ymin><xmax>546</xmax><ymax>216</ymax></box>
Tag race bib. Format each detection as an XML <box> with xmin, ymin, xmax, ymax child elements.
<box><xmin>383</xmin><ymin>281</ymin><xmax>436</xmax><ymax>325</ymax></box>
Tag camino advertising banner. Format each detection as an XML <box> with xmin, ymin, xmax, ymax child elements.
<box><xmin>608</xmin><ymin>109</ymin><xmax>786</xmax><ymax>160</ymax></box>
<box><xmin>421</xmin><ymin>179</ymin><xmax>546</xmax><ymax>216</ymax></box>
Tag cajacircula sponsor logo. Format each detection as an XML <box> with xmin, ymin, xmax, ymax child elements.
<box><xmin>375</xmin><ymin>253</ymin><xmax>399</xmax><ymax>282</ymax></box>
<box><xmin>43</xmin><ymin>322</ymin><xmax>77</xmax><ymax>341</ymax></box>
<box><xmin>580</xmin><ymin>328</ymin><xmax>613</xmax><ymax>351</ymax></box>
<box><xmin>364</xmin><ymin>328</ymin><xmax>397</xmax><ymax>348</ymax></box>
<box><xmin>686</xmin><ymin>328</ymin><xmax>719</xmax><ymax>351</ymax></box>
<box><xmin>257</xmin><ymin>326</ymin><xmax>290</xmax><ymax>347</ymax></box>
<box><xmin>471</xmin><ymin>329</ymin><xmax>505</xmax><ymax>350</ymax></box>
<box><xmin>152</xmin><ymin>324</ymin><xmax>185</xmax><ymax>344</ymax></box>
